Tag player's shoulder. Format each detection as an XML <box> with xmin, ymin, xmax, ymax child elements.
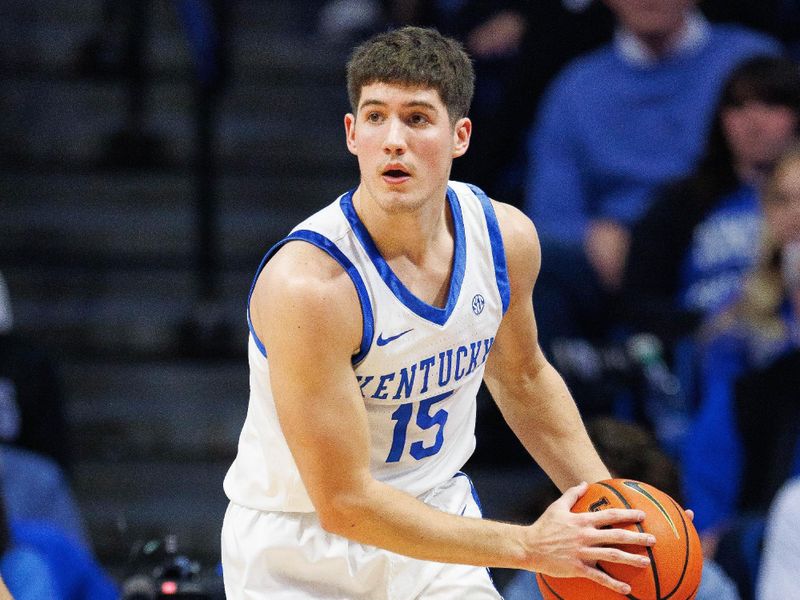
<box><xmin>452</xmin><ymin>182</ymin><xmax>539</xmax><ymax>255</ymax></box>
<box><xmin>490</xmin><ymin>200</ymin><xmax>539</xmax><ymax>253</ymax></box>
<box><xmin>268</xmin><ymin>238</ymin><xmax>352</xmax><ymax>285</ymax></box>
<box><xmin>249</xmin><ymin>238</ymin><xmax>362</xmax><ymax>352</ymax></box>
<box><xmin>255</xmin><ymin>240</ymin><xmax>359</xmax><ymax>315</ymax></box>
<box><xmin>486</xmin><ymin>199</ymin><xmax>541</xmax><ymax>288</ymax></box>
<box><xmin>260</xmin><ymin>193</ymin><xmax>354</xmax><ymax>287</ymax></box>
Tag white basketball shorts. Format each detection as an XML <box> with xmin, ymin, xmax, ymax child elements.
<box><xmin>221</xmin><ymin>473</ymin><xmax>503</xmax><ymax>600</ymax></box>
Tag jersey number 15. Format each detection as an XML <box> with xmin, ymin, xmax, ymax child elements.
<box><xmin>386</xmin><ymin>390</ymin><xmax>453</xmax><ymax>462</ymax></box>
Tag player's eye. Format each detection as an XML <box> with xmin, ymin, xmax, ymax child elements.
<box><xmin>408</xmin><ymin>113</ymin><xmax>429</xmax><ymax>126</ymax></box>
<box><xmin>366</xmin><ymin>111</ymin><xmax>383</xmax><ymax>123</ymax></box>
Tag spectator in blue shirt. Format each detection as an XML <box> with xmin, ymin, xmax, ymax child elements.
<box><xmin>622</xmin><ymin>56</ymin><xmax>800</xmax><ymax>346</ymax></box>
<box><xmin>523</xmin><ymin>0</ymin><xmax>781</xmax><ymax>358</ymax></box>
<box><xmin>0</xmin><ymin>497</ymin><xmax>59</xmax><ymax>600</ymax></box>
<box><xmin>618</xmin><ymin>56</ymin><xmax>800</xmax><ymax>448</ymax></box>
<box><xmin>10</xmin><ymin>519</ymin><xmax>119</xmax><ymax>600</ymax></box>
<box><xmin>0</xmin><ymin>444</ymin><xmax>89</xmax><ymax>549</ymax></box>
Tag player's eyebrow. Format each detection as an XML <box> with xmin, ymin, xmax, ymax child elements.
<box><xmin>359</xmin><ymin>99</ymin><xmax>439</xmax><ymax>112</ymax></box>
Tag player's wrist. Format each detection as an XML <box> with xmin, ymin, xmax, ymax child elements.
<box><xmin>502</xmin><ymin>522</ymin><xmax>542</xmax><ymax>572</ymax></box>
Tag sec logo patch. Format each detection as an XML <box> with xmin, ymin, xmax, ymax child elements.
<box><xmin>472</xmin><ymin>294</ymin><xmax>485</xmax><ymax>315</ymax></box>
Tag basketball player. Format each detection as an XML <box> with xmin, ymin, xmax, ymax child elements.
<box><xmin>221</xmin><ymin>26</ymin><xmax>656</xmax><ymax>599</ymax></box>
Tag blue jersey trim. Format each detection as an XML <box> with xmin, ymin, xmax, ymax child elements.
<box><xmin>453</xmin><ymin>471</ymin><xmax>495</xmax><ymax>586</ymax></box>
<box><xmin>339</xmin><ymin>187</ymin><xmax>466</xmax><ymax>326</ymax></box>
<box><xmin>247</xmin><ymin>250</ymin><xmax>273</xmax><ymax>357</ymax></box>
<box><xmin>467</xmin><ymin>184</ymin><xmax>510</xmax><ymax>314</ymax></box>
<box><xmin>454</xmin><ymin>471</ymin><xmax>483</xmax><ymax>515</ymax></box>
<box><xmin>246</xmin><ymin>230</ymin><xmax>374</xmax><ymax>364</ymax></box>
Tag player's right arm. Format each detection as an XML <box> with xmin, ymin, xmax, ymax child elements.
<box><xmin>250</xmin><ymin>242</ymin><xmax>652</xmax><ymax>594</ymax></box>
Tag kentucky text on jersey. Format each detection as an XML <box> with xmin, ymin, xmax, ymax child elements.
<box><xmin>357</xmin><ymin>336</ymin><xmax>495</xmax><ymax>401</ymax></box>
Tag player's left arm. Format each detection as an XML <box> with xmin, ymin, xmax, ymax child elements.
<box><xmin>483</xmin><ymin>201</ymin><xmax>611</xmax><ymax>491</ymax></box>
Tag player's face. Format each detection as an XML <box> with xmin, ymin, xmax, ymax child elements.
<box><xmin>344</xmin><ymin>82</ymin><xmax>471</xmax><ymax>213</ymax></box>
<box><xmin>603</xmin><ymin>0</ymin><xmax>696</xmax><ymax>38</ymax></box>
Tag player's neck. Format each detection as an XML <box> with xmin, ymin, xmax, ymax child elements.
<box><xmin>352</xmin><ymin>186</ymin><xmax>453</xmax><ymax>265</ymax></box>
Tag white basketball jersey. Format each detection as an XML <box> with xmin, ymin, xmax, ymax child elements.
<box><xmin>223</xmin><ymin>181</ymin><xmax>510</xmax><ymax>512</ymax></box>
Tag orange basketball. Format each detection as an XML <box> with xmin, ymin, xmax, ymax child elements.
<box><xmin>536</xmin><ymin>479</ymin><xmax>702</xmax><ymax>600</ymax></box>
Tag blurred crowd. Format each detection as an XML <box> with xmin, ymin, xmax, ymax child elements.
<box><xmin>0</xmin><ymin>273</ymin><xmax>119</xmax><ymax>598</ymax></box>
<box><xmin>3</xmin><ymin>0</ymin><xmax>800</xmax><ymax>598</ymax></box>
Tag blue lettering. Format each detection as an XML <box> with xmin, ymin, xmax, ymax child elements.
<box><xmin>393</xmin><ymin>364</ymin><xmax>417</xmax><ymax>400</ymax></box>
<box><xmin>481</xmin><ymin>337</ymin><xmax>495</xmax><ymax>364</ymax></box>
<box><xmin>356</xmin><ymin>375</ymin><xmax>374</xmax><ymax>397</ymax></box>
<box><xmin>371</xmin><ymin>373</ymin><xmax>396</xmax><ymax>400</ymax></box>
<box><xmin>418</xmin><ymin>356</ymin><xmax>435</xmax><ymax>394</ymax></box>
<box><xmin>386</xmin><ymin>390</ymin><xmax>453</xmax><ymax>463</ymax></box>
<box><xmin>386</xmin><ymin>403</ymin><xmax>412</xmax><ymax>462</ymax></box>
<box><xmin>454</xmin><ymin>345</ymin><xmax>468</xmax><ymax>380</ymax></box>
<box><xmin>359</xmin><ymin>337</ymin><xmax>496</xmax><ymax>400</ymax></box>
<box><xmin>466</xmin><ymin>341</ymin><xmax>482</xmax><ymax>375</ymax></box>
<box><xmin>437</xmin><ymin>349</ymin><xmax>453</xmax><ymax>387</ymax></box>
<box><xmin>409</xmin><ymin>391</ymin><xmax>453</xmax><ymax>459</ymax></box>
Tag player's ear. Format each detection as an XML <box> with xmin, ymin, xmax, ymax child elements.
<box><xmin>452</xmin><ymin>117</ymin><xmax>471</xmax><ymax>158</ymax></box>
<box><xmin>344</xmin><ymin>113</ymin><xmax>358</xmax><ymax>156</ymax></box>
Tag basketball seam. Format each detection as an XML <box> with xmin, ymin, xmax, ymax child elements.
<box><xmin>598</xmin><ymin>482</ymin><xmax>660</xmax><ymax>600</ymax></box>
<box><xmin>538</xmin><ymin>574</ymin><xmax>568</xmax><ymax>600</ymax></box>
<box><xmin>659</xmin><ymin>496</ymin><xmax>693</xmax><ymax>600</ymax></box>
<box><xmin>682</xmin><ymin>583</ymin><xmax>699</xmax><ymax>600</ymax></box>
<box><xmin>540</xmin><ymin>482</ymin><xmax>696</xmax><ymax>600</ymax></box>
<box><xmin>541</xmin><ymin>567</ymin><xmax>644</xmax><ymax>600</ymax></box>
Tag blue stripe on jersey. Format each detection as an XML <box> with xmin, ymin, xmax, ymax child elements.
<box><xmin>247</xmin><ymin>249</ymin><xmax>272</xmax><ymax>357</ymax></box>
<box><xmin>339</xmin><ymin>187</ymin><xmax>466</xmax><ymax>326</ymax></box>
<box><xmin>467</xmin><ymin>184</ymin><xmax>510</xmax><ymax>314</ymax></box>
<box><xmin>453</xmin><ymin>471</ymin><xmax>483</xmax><ymax>515</ymax></box>
<box><xmin>246</xmin><ymin>230</ymin><xmax>375</xmax><ymax>364</ymax></box>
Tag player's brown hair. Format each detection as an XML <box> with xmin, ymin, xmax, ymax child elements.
<box><xmin>346</xmin><ymin>26</ymin><xmax>475</xmax><ymax>125</ymax></box>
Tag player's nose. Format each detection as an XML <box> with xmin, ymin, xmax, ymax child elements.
<box><xmin>383</xmin><ymin>117</ymin><xmax>407</xmax><ymax>154</ymax></box>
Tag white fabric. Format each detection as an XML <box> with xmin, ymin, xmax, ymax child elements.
<box><xmin>223</xmin><ymin>182</ymin><xmax>506</xmax><ymax>513</ymax></box>
<box><xmin>756</xmin><ymin>478</ymin><xmax>800</xmax><ymax>600</ymax></box>
<box><xmin>221</xmin><ymin>473</ymin><xmax>502</xmax><ymax>600</ymax></box>
<box><xmin>615</xmin><ymin>9</ymin><xmax>710</xmax><ymax>67</ymax></box>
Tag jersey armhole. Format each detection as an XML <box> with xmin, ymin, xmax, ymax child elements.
<box><xmin>466</xmin><ymin>184</ymin><xmax>511</xmax><ymax>314</ymax></box>
<box><xmin>247</xmin><ymin>230</ymin><xmax>374</xmax><ymax>363</ymax></box>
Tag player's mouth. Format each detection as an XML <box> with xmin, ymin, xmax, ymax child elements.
<box><xmin>381</xmin><ymin>165</ymin><xmax>411</xmax><ymax>184</ymax></box>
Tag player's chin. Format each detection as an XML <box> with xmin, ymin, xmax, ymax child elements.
<box><xmin>381</xmin><ymin>192</ymin><xmax>427</xmax><ymax>215</ymax></box>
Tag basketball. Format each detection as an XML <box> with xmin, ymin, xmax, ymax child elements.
<box><xmin>536</xmin><ymin>479</ymin><xmax>702</xmax><ymax>600</ymax></box>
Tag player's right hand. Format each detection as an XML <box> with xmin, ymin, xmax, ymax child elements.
<box><xmin>524</xmin><ymin>482</ymin><xmax>656</xmax><ymax>595</ymax></box>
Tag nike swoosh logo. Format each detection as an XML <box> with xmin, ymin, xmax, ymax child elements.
<box><xmin>376</xmin><ymin>329</ymin><xmax>414</xmax><ymax>346</ymax></box>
